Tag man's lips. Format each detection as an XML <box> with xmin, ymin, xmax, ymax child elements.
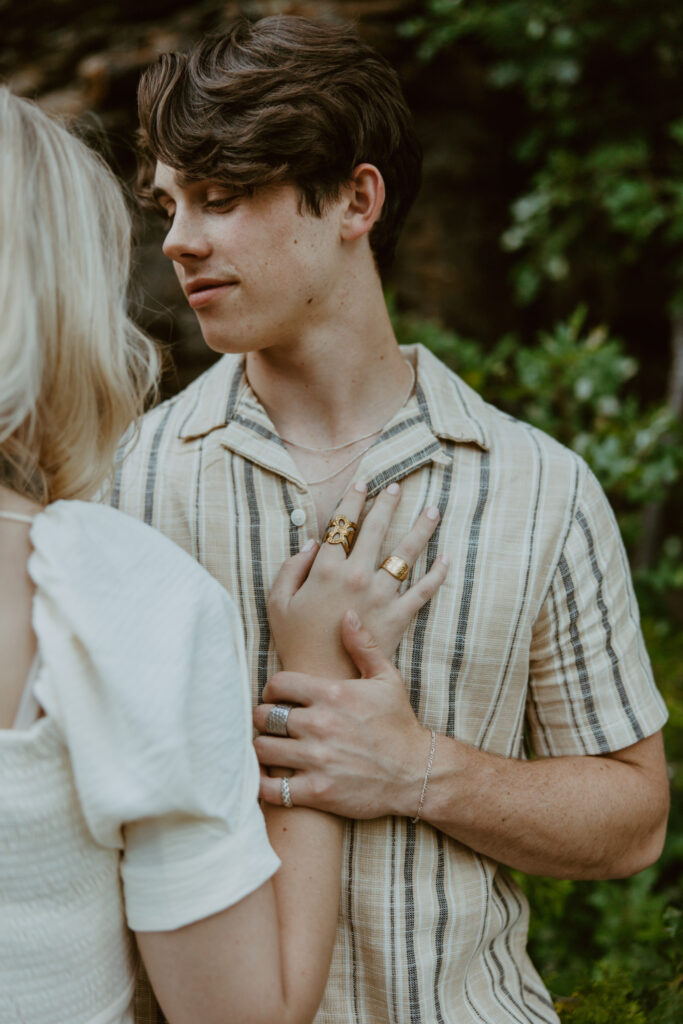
<box><xmin>185</xmin><ymin>279</ymin><xmax>239</xmax><ymax>309</ymax></box>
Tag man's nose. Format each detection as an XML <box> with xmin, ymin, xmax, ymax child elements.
<box><xmin>162</xmin><ymin>211</ymin><xmax>212</xmax><ymax>263</ymax></box>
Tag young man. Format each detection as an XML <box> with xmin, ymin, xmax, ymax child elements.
<box><xmin>115</xmin><ymin>15</ymin><xmax>669</xmax><ymax>1024</ymax></box>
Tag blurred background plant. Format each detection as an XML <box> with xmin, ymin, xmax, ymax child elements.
<box><xmin>394</xmin><ymin>303</ymin><xmax>682</xmax><ymax>1020</ymax></box>
<box><xmin>395</xmin><ymin>6</ymin><xmax>683</xmax><ymax>1016</ymax></box>
<box><xmin>2</xmin><ymin>1</ymin><xmax>681</xmax><ymax>1019</ymax></box>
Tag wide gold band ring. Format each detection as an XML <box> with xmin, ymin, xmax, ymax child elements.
<box><xmin>380</xmin><ymin>555</ymin><xmax>410</xmax><ymax>582</ymax></box>
<box><xmin>323</xmin><ymin>514</ymin><xmax>358</xmax><ymax>556</ymax></box>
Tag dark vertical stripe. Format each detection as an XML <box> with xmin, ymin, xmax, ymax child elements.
<box><xmin>536</xmin><ymin>459</ymin><xmax>580</xmax><ymax>612</ymax></box>
<box><xmin>244</xmin><ymin>462</ymin><xmax>270</xmax><ymax>700</ymax></box>
<box><xmin>143</xmin><ymin>404</ymin><xmax>175</xmax><ymax>525</ymax></box>
<box><xmin>523</xmin><ymin>985</ymin><xmax>558</xmax><ymax>1014</ymax></box>
<box><xmin>492</xmin><ymin>877</ymin><xmax>552</xmax><ymax>1024</ymax></box>
<box><xmin>558</xmin><ymin>554</ymin><xmax>609</xmax><ymax>751</ymax></box>
<box><xmin>471</xmin><ymin>859</ymin><xmax>530</xmax><ymax>1024</ymax></box>
<box><xmin>346</xmin><ymin>822</ymin><xmax>361</xmax><ymax>1024</ymax></box>
<box><xmin>447</xmin><ymin>451</ymin><xmax>491</xmax><ymax>735</ymax></box>
<box><xmin>279</xmin><ymin>479</ymin><xmax>300</xmax><ymax>557</ymax></box>
<box><xmin>109</xmin><ymin>436</ymin><xmax>129</xmax><ymax>510</ymax></box>
<box><xmin>230</xmin><ymin>456</ymin><xmax>248</xmax><ymax>646</ymax></box>
<box><xmin>409</xmin><ymin>459</ymin><xmax>450</xmax><ymax>713</ymax></box>
<box><xmin>224</xmin><ymin>358</ymin><xmax>244</xmax><ymax>421</ymax></box>
<box><xmin>403</xmin><ymin>820</ymin><xmax>421</xmax><ymax>1022</ymax></box>
<box><xmin>192</xmin><ymin>437</ymin><xmax>205</xmax><ymax>563</ymax></box>
<box><xmin>480</xmin><ymin>431</ymin><xmax>544</xmax><ymax>748</ymax></box>
<box><xmin>389</xmin><ymin>817</ymin><xmax>399</xmax><ymax>1024</ymax></box>
<box><xmin>432</xmin><ymin>832</ymin><xmax>448</xmax><ymax>1024</ymax></box>
<box><xmin>575</xmin><ymin>508</ymin><xmax>643</xmax><ymax>740</ymax></box>
<box><xmin>402</xmin><ymin>457</ymin><xmax>452</xmax><ymax>1023</ymax></box>
<box><xmin>464</xmin><ymin>856</ymin><xmax>494</xmax><ymax>1024</ymax></box>
<box><xmin>549</xmin><ymin>587</ymin><xmax>589</xmax><ymax>754</ymax></box>
<box><xmin>415</xmin><ymin>381</ymin><xmax>434</xmax><ymax>431</ymax></box>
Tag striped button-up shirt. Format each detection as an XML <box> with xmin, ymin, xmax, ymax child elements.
<box><xmin>115</xmin><ymin>343</ymin><xmax>667</xmax><ymax>1024</ymax></box>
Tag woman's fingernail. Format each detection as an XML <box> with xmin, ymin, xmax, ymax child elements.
<box><xmin>354</xmin><ymin>480</ymin><xmax>368</xmax><ymax>493</ymax></box>
<box><xmin>302</xmin><ymin>538</ymin><xmax>317</xmax><ymax>552</ymax></box>
<box><xmin>387</xmin><ymin>482</ymin><xmax>400</xmax><ymax>495</ymax></box>
<box><xmin>427</xmin><ymin>506</ymin><xmax>440</xmax><ymax>520</ymax></box>
<box><xmin>347</xmin><ymin>610</ymin><xmax>361</xmax><ymax>630</ymax></box>
<box><xmin>440</xmin><ymin>553</ymin><xmax>450</xmax><ymax>566</ymax></box>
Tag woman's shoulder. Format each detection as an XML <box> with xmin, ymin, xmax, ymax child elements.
<box><xmin>31</xmin><ymin>500</ymin><xmax>229</xmax><ymax>606</ymax></box>
<box><xmin>28</xmin><ymin>500</ymin><xmax>242</xmax><ymax>686</ymax></box>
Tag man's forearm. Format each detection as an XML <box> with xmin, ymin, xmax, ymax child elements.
<box><xmin>413</xmin><ymin>730</ymin><xmax>669</xmax><ymax>879</ymax></box>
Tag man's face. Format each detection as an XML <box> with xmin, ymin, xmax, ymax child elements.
<box><xmin>152</xmin><ymin>163</ymin><xmax>346</xmax><ymax>355</ymax></box>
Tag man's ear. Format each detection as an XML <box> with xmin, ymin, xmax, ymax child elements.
<box><xmin>339</xmin><ymin>163</ymin><xmax>385</xmax><ymax>242</ymax></box>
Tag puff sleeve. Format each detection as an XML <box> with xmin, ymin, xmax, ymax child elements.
<box><xmin>29</xmin><ymin>500</ymin><xmax>280</xmax><ymax>932</ymax></box>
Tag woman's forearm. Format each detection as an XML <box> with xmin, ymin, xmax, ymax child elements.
<box><xmin>262</xmin><ymin>804</ymin><xmax>343</xmax><ymax>1021</ymax></box>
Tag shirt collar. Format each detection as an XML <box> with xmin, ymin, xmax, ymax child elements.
<box><xmin>177</xmin><ymin>343</ymin><xmax>491</xmax><ymax>454</ymax></box>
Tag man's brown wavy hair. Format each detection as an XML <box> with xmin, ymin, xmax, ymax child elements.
<box><xmin>136</xmin><ymin>15</ymin><xmax>422</xmax><ymax>276</ymax></box>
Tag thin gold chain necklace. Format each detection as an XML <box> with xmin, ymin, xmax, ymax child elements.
<box><xmin>299</xmin><ymin>363</ymin><xmax>416</xmax><ymax>487</ymax></box>
<box><xmin>280</xmin><ymin>361</ymin><xmax>416</xmax><ymax>454</ymax></box>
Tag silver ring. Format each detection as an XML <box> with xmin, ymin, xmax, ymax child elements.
<box><xmin>266</xmin><ymin>703</ymin><xmax>293</xmax><ymax>737</ymax></box>
<box><xmin>281</xmin><ymin>776</ymin><xmax>293</xmax><ymax>808</ymax></box>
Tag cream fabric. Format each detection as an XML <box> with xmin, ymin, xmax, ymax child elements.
<box><xmin>114</xmin><ymin>343</ymin><xmax>667</xmax><ymax>1024</ymax></box>
<box><xmin>0</xmin><ymin>501</ymin><xmax>279</xmax><ymax>1023</ymax></box>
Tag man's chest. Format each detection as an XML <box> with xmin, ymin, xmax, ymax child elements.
<box><xmin>155</xmin><ymin>444</ymin><xmax>566</xmax><ymax>753</ymax></box>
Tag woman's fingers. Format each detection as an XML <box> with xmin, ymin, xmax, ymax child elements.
<box><xmin>396</xmin><ymin>553</ymin><xmax>449</xmax><ymax>618</ymax></box>
<box><xmin>315</xmin><ymin>479</ymin><xmax>368</xmax><ymax>563</ymax></box>
<box><xmin>376</xmin><ymin>504</ymin><xmax>441</xmax><ymax>591</ymax></box>
<box><xmin>347</xmin><ymin>483</ymin><xmax>402</xmax><ymax>563</ymax></box>
<box><xmin>268</xmin><ymin>538</ymin><xmax>319</xmax><ymax>605</ymax></box>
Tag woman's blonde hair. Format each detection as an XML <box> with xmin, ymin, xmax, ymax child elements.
<box><xmin>0</xmin><ymin>87</ymin><xmax>158</xmax><ymax>503</ymax></box>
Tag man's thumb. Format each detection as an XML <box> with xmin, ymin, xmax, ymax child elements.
<box><xmin>340</xmin><ymin>610</ymin><xmax>391</xmax><ymax>679</ymax></box>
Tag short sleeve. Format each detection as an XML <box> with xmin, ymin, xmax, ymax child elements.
<box><xmin>527</xmin><ymin>464</ymin><xmax>668</xmax><ymax>757</ymax></box>
<box><xmin>29</xmin><ymin>501</ymin><xmax>280</xmax><ymax>932</ymax></box>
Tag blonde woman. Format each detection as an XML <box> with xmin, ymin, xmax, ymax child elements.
<box><xmin>0</xmin><ymin>88</ymin><xmax>446</xmax><ymax>1024</ymax></box>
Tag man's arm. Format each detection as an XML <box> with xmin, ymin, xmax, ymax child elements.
<box><xmin>254</xmin><ymin>637</ymin><xmax>670</xmax><ymax>881</ymax></box>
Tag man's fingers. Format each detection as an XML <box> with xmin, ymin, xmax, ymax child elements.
<box><xmin>253</xmin><ymin>734</ymin><xmax>310</xmax><ymax>771</ymax></box>
<box><xmin>340</xmin><ymin>610</ymin><xmax>394</xmax><ymax>679</ymax></box>
<box><xmin>269</xmin><ymin>539</ymin><xmax>319</xmax><ymax>604</ymax></box>
<box><xmin>253</xmin><ymin>702</ymin><xmax>302</xmax><ymax>738</ymax></box>
<box><xmin>259</xmin><ymin>770</ymin><xmax>320</xmax><ymax>809</ymax></box>
<box><xmin>397</xmin><ymin>553</ymin><xmax>449</xmax><ymax>618</ymax></box>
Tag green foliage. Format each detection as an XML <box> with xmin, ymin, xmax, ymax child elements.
<box><xmin>395</xmin><ymin>8</ymin><xmax>683</xmax><ymax>1014</ymax></box>
<box><xmin>393</xmin><ymin>304</ymin><xmax>683</xmax><ymax>1020</ymax></box>
<box><xmin>395</xmin><ymin>304</ymin><xmax>683</xmax><ymax>549</ymax></box>
<box><xmin>401</xmin><ymin>1</ymin><xmax>683</xmax><ymax>308</ymax></box>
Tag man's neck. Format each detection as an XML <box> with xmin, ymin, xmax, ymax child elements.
<box><xmin>245</xmin><ymin>300</ymin><xmax>409</xmax><ymax>450</ymax></box>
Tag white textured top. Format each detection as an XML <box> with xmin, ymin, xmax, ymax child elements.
<box><xmin>0</xmin><ymin>500</ymin><xmax>280</xmax><ymax>1024</ymax></box>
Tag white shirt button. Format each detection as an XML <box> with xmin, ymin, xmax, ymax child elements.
<box><xmin>290</xmin><ymin>508</ymin><xmax>306</xmax><ymax>527</ymax></box>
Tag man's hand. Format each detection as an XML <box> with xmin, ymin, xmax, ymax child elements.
<box><xmin>254</xmin><ymin>610</ymin><xmax>430</xmax><ymax>818</ymax></box>
<box><xmin>255</xmin><ymin>613</ymin><xmax>670</xmax><ymax>880</ymax></box>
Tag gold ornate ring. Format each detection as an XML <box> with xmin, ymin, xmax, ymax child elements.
<box><xmin>323</xmin><ymin>514</ymin><xmax>358</xmax><ymax>556</ymax></box>
<box><xmin>380</xmin><ymin>555</ymin><xmax>410</xmax><ymax>582</ymax></box>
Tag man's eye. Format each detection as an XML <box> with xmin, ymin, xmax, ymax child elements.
<box><xmin>155</xmin><ymin>205</ymin><xmax>174</xmax><ymax>225</ymax></box>
<box><xmin>205</xmin><ymin>196</ymin><xmax>239</xmax><ymax>211</ymax></box>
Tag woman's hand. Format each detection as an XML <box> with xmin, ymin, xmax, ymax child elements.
<box><xmin>268</xmin><ymin>479</ymin><xmax>448</xmax><ymax>676</ymax></box>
